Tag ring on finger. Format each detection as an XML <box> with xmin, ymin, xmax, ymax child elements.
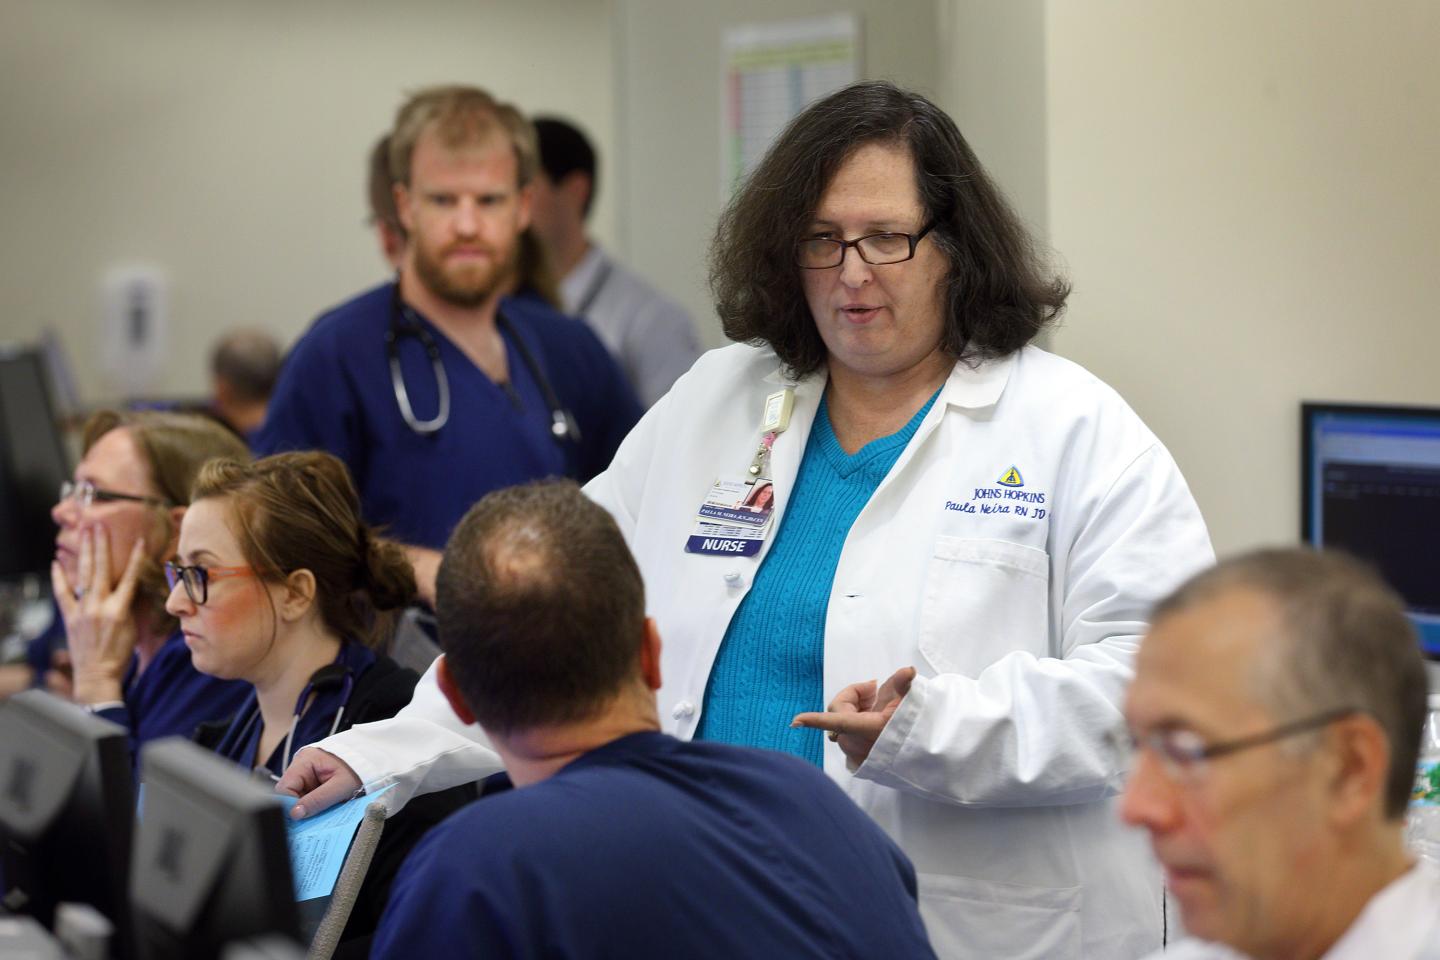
<box><xmin>827</xmin><ymin>729</ymin><xmax>841</xmax><ymax>743</ymax></box>
<box><xmin>73</xmin><ymin>586</ymin><xmax>87</xmax><ymax>600</ymax></box>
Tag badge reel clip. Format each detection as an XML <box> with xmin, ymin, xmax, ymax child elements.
<box><xmin>685</xmin><ymin>389</ymin><xmax>793</xmax><ymax>558</ymax></box>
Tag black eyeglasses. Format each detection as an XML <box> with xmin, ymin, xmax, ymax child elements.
<box><xmin>795</xmin><ymin>221</ymin><xmax>937</xmax><ymax>269</ymax></box>
<box><xmin>59</xmin><ymin>479</ymin><xmax>168</xmax><ymax>511</ymax></box>
<box><xmin>164</xmin><ymin>562</ymin><xmax>257</xmax><ymax>605</ymax></box>
<box><xmin>1120</xmin><ymin>706</ymin><xmax>1359</xmax><ymax>783</ymax></box>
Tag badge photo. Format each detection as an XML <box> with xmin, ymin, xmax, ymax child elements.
<box><xmin>686</xmin><ymin>477</ymin><xmax>775</xmax><ymax>557</ymax></box>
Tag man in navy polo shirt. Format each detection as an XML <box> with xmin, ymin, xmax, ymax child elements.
<box><xmin>371</xmin><ymin>481</ymin><xmax>935</xmax><ymax>960</ymax></box>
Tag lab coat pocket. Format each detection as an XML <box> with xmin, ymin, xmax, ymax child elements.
<box><xmin>918</xmin><ymin>537</ymin><xmax>1050</xmax><ymax>676</ymax></box>
<box><xmin>916</xmin><ymin>872</ymin><xmax>1081</xmax><ymax>960</ymax></box>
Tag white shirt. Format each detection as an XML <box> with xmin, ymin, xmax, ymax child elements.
<box><xmin>561</xmin><ymin>245</ymin><xmax>701</xmax><ymax>407</ymax></box>
<box><xmin>319</xmin><ymin>342</ymin><xmax>1214</xmax><ymax>959</ymax></box>
<box><xmin>1149</xmin><ymin>860</ymin><xmax>1440</xmax><ymax>960</ymax></box>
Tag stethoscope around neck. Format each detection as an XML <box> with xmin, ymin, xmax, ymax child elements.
<box><xmin>223</xmin><ymin>661</ymin><xmax>355</xmax><ymax>780</ymax></box>
<box><xmin>385</xmin><ymin>284</ymin><xmax>581</xmax><ymax>444</ymax></box>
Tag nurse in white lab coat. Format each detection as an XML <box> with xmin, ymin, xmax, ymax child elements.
<box><xmin>281</xmin><ymin>81</ymin><xmax>1213</xmax><ymax>959</ymax></box>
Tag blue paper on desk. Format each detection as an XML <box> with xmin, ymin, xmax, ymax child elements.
<box><xmin>276</xmin><ymin>784</ymin><xmax>394</xmax><ymax>902</ymax></box>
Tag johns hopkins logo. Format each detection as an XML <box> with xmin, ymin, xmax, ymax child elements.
<box><xmin>944</xmin><ymin>465</ymin><xmax>1045</xmax><ymax>518</ymax></box>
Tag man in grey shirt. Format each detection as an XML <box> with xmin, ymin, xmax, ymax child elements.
<box><xmin>529</xmin><ymin>116</ymin><xmax>701</xmax><ymax>407</ymax></box>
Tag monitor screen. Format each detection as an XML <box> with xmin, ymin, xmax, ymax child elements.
<box><xmin>0</xmin><ymin>346</ymin><xmax>71</xmax><ymax>580</ymax></box>
<box><xmin>36</xmin><ymin>329</ymin><xmax>80</xmax><ymax>426</ymax></box>
<box><xmin>131</xmin><ymin>739</ymin><xmax>300</xmax><ymax>960</ymax></box>
<box><xmin>0</xmin><ymin>691</ymin><xmax>134</xmax><ymax>955</ymax></box>
<box><xmin>1302</xmin><ymin>402</ymin><xmax>1440</xmax><ymax>659</ymax></box>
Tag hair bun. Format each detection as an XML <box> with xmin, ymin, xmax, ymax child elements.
<box><xmin>358</xmin><ymin>530</ymin><xmax>418</xmax><ymax>611</ymax></box>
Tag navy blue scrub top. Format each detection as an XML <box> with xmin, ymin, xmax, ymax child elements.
<box><xmin>373</xmin><ymin>732</ymin><xmax>934</xmax><ymax>960</ymax></box>
<box><xmin>255</xmin><ymin>284</ymin><xmax>641</xmax><ymax>550</ymax></box>
<box><xmin>212</xmin><ymin>641</ymin><xmax>377</xmax><ymax>779</ymax></box>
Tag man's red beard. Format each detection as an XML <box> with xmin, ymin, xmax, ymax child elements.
<box><xmin>413</xmin><ymin>239</ymin><xmax>519</xmax><ymax>308</ymax></box>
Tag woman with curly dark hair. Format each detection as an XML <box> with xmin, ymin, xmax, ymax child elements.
<box><xmin>710</xmin><ymin>82</ymin><xmax>1067</xmax><ymax>379</ymax></box>
<box><xmin>286</xmin><ymin>81</ymin><xmax>1212</xmax><ymax>959</ymax></box>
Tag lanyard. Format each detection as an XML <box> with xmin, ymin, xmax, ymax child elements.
<box><xmin>573</xmin><ymin>256</ymin><xmax>614</xmax><ymax>317</ymax></box>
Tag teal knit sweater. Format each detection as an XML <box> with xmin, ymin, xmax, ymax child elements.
<box><xmin>696</xmin><ymin>389</ymin><xmax>938</xmax><ymax>765</ymax></box>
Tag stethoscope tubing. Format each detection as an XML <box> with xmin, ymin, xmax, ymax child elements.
<box><xmin>220</xmin><ymin>667</ymin><xmax>356</xmax><ymax>778</ymax></box>
<box><xmin>277</xmin><ymin>669</ymin><xmax>355</xmax><ymax>775</ymax></box>
<box><xmin>387</xmin><ymin>286</ymin><xmax>580</xmax><ymax>444</ymax></box>
<box><xmin>386</xmin><ymin>318</ymin><xmax>450</xmax><ymax>435</ymax></box>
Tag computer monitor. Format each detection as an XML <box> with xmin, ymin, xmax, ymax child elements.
<box><xmin>0</xmin><ymin>345</ymin><xmax>72</xmax><ymax>579</ymax></box>
<box><xmin>36</xmin><ymin>329</ymin><xmax>81</xmax><ymax>427</ymax></box>
<box><xmin>1302</xmin><ymin>402</ymin><xmax>1440</xmax><ymax>659</ymax></box>
<box><xmin>131</xmin><ymin>739</ymin><xmax>300</xmax><ymax>960</ymax></box>
<box><xmin>0</xmin><ymin>691</ymin><xmax>135</xmax><ymax>955</ymax></box>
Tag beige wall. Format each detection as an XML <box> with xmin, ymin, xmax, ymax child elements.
<box><xmin>0</xmin><ymin>0</ymin><xmax>616</xmax><ymax>402</ymax></box>
<box><xmin>936</xmin><ymin>1</ymin><xmax>1047</xmax><ymax>239</ymax></box>
<box><xmin>1043</xmin><ymin>1</ymin><xmax>1440</xmax><ymax>557</ymax></box>
<box><xmin>8</xmin><ymin>0</ymin><xmax>1439</xmax><ymax>562</ymax></box>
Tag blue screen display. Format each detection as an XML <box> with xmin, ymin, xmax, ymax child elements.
<box><xmin>1305</xmin><ymin>407</ymin><xmax>1440</xmax><ymax>659</ymax></box>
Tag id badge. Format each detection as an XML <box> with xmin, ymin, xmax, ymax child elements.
<box><xmin>684</xmin><ymin>477</ymin><xmax>775</xmax><ymax>557</ymax></box>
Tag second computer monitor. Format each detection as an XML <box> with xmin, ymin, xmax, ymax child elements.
<box><xmin>1302</xmin><ymin>401</ymin><xmax>1440</xmax><ymax>658</ymax></box>
<box><xmin>131</xmin><ymin>739</ymin><xmax>300</xmax><ymax>960</ymax></box>
<box><xmin>0</xmin><ymin>690</ymin><xmax>134</xmax><ymax>955</ymax></box>
<box><xmin>0</xmin><ymin>344</ymin><xmax>72</xmax><ymax>580</ymax></box>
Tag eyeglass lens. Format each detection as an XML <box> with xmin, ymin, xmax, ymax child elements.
<box><xmin>165</xmin><ymin>564</ymin><xmax>207</xmax><ymax>605</ymax></box>
<box><xmin>797</xmin><ymin>233</ymin><xmax>917</xmax><ymax>268</ymax></box>
<box><xmin>60</xmin><ymin>480</ymin><xmax>88</xmax><ymax>508</ymax></box>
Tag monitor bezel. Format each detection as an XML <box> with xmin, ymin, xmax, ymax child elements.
<box><xmin>131</xmin><ymin>738</ymin><xmax>300</xmax><ymax>960</ymax></box>
<box><xmin>1301</xmin><ymin>400</ymin><xmax>1440</xmax><ymax>661</ymax></box>
<box><xmin>0</xmin><ymin>690</ymin><xmax>134</xmax><ymax>957</ymax></box>
<box><xmin>0</xmin><ymin>344</ymin><xmax>73</xmax><ymax>579</ymax></box>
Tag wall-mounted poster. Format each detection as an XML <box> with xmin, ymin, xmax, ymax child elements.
<box><xmin>721</xmin><ymin>14</ymin><xmax>861</xmax><ymax>197</ymax></box>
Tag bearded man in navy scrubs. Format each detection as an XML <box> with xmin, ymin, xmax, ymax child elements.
<box><xmin>370</xmin><ymin>481</ymin><xmax>935</xmax><ymax>960</ymax></box>
<box><xmin>257</xmin><ymin>86</ymin><xmax>640</xmax><ymax>603</ymax></box>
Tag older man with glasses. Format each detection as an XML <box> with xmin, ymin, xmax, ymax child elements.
<box><xmin>1122</xmin><ymin>548</ymin><xmax>1439</xmax><ymax>960</ymax></box>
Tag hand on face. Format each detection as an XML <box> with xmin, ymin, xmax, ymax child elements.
<box><xmin>791</xmin><ymin>665</ymin><xmax>917</xmax><ymax>767</ymax></box>
<box><xmin>50</xmin><ymin>524</ymin><xmax>147</xmax><ymax>706</ymax></box>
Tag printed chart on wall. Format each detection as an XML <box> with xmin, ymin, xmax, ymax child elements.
<box><xmin>721</xmin><ymin>14</ymin><xmax>861</xmax><ymax>197</ymax></box>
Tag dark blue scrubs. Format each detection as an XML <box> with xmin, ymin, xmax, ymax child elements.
<box><xmin>372</xmin><ymin>732</ymin><xmax>936</xmax><ymax>960</ymax></box>
<box><xmin>211</xmin><ymin>641</ymin><xmax>377</xmax><ymax>779</ymax></box>
<box><xmin>24</xmin><ymin>611</ymin><xmax>61</xmax><ymax>682</ymax></box>
<box><xmin>255</xmin><ymin>284</ymin><xmax>641</xmax><ymax>550</ymax></box>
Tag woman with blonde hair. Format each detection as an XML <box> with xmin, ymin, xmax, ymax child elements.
<box><xmin>49</xmin><ymin>410</ymin><xmax>252</xmax><ymax>752</ymax></box>
<box><xmin>169</xmin><ymin>451</ymin><xmax>420</xmax><ymax>778</ymax></box>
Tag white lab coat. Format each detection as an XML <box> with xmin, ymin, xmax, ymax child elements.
<box><xmin>318</xmin><ymin>342</ymin><xmax>1214</xmax><ymax>959</ymax></box>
